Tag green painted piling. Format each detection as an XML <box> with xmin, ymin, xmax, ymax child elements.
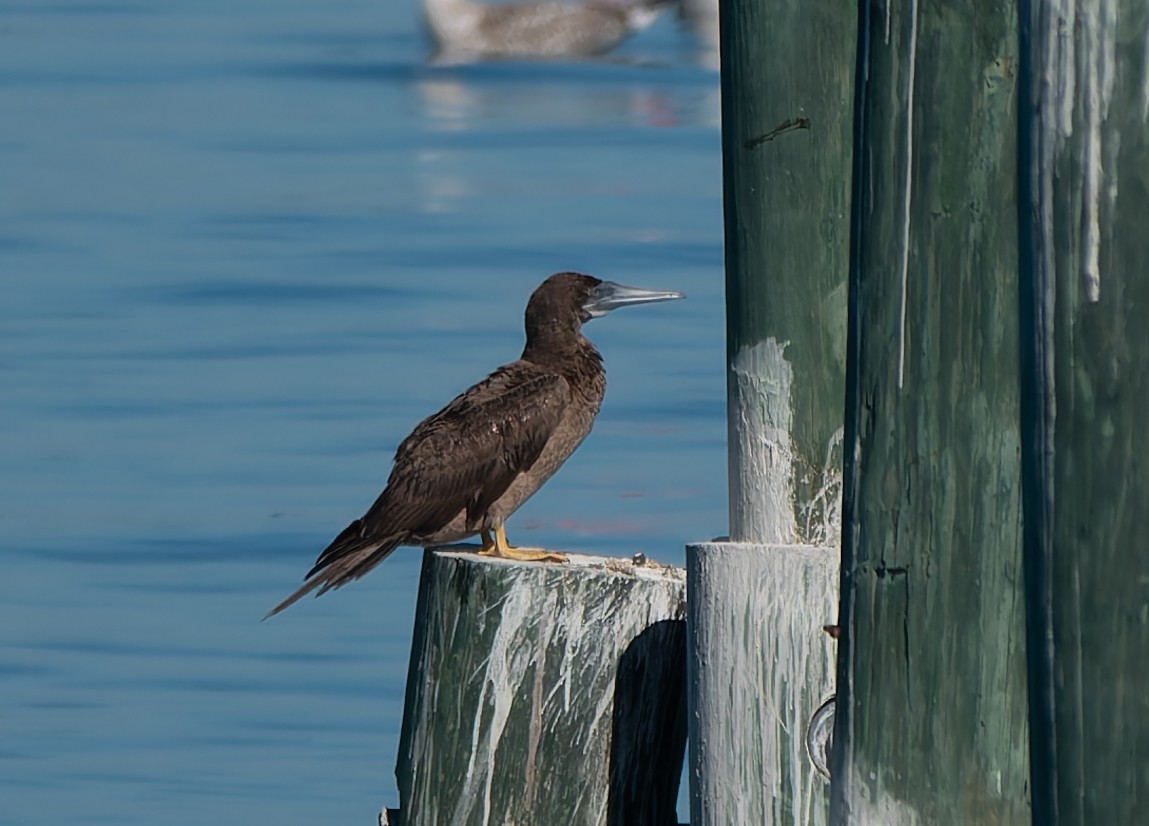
<box><xmin>393</xmin><ymin>548</ymin><xmax>687</xmax><ymax>826</ymax></box>
<box><xmin>686</xmin><ymin>0</ymin><xmax>855</xmax><ymax>824</ymax></box>
<box><xmin>831</xmin><ymin>2</ymin><xmax>1031</xmax><ymax>824</ymax></box>
<box><xmin>687</xmin><ymin>542</ymin><xmax>838</xmax><ymax>826</ymax></box>
<box><xmin>1018</xmin><ymin>2</ymin><xmax>1149</xmax><ymax>823</ymax></box>
<box><xmin>719</xmin><ymin>0</ymin><xmax>855</xmax><ymax>545</ymax></box>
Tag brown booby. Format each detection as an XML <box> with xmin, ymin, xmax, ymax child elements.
<box><xmin>268</xmin><ymin>272</ymin><xmax>683</xmax><ymax>615</ymax></box>
<box><xmin>423</xmin><ymin>0</ymin><xmax>672</xmax><ymax>61</ymax></box>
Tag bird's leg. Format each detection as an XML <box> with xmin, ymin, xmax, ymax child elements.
<box><xmin>476</xmin><ymin>524</ymin><xmax>566</xmax><ymax>563</ymax></box>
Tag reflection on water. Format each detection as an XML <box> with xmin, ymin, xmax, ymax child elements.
<box><xmin>417</xmin><ymin>65</ymin><xmax>720</xmax><ymax>126</ymax></box>
<box><xmin>0</xmin><ymin>1</ymin><xmax>725</xmax><ymax>824</ymax></box>
<box><xmin>411</xmin><ymin>64</ymin><xmax>720</xmax><ymax>217</ymax></box>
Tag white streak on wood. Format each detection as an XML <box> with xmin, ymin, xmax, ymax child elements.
<box><xmin>1039</xmin><ymin>0</ymin><xmax>1120</xmax><ymax>304</ymax></box>
<box><xmin>1078</xmin><ymin>0</ymin><xmax>1118</xmax><ymax>302</ymax></box>
<box><xmin>687</xmin><ymin>542</ymin><xmax>838</xmax><ymax>826</ymax></box>
<box><xmin>451</xmin><ymin>582</ymin><xmax>547</xmax><ymax>826</ymax></box>
<box><xmin>729</xmin><ymin>339</ymin><xmax>797</xmax><ymax>544</ymax></box>
<box><xmin>897</xmin><ymin>0</ymin><xmax>919</xmax><ymax>389</ymax></box>
<box><xmin>1141</xmin><ymin>14</ymin><xmax>1149</xmax><ymax>121</ymax></box>
<box><xmin>1052</xmin><ymin>0</ymin><xmax>1077</xmax><ymax>142</ymax></box>
<box><xmin>839</xmin><ymin>770</ymin><xmax>924</xmax><ymax>826</ymax></box>
<box><xmin>801</xmin><ymin>427</ymin><xmax>844</xmax><ymax>548</ymax></box>
<box><xmin>1033</xmin><ymin>0</ymin><xmax>1072</xmax><ymax>323</ymax></box>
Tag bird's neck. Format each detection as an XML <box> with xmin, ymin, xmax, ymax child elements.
<box><xmin>521</xmin><ymin>335</ymin><xmax>603</xmax><ymax>377</ymax></box>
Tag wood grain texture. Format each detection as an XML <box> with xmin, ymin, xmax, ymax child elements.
<box><xmin>1019</xmin><ymin>1</ymin><xmax>1149</xmax><ymax>822</ymax></box>
<box><xmin>832</xmin><ymin>1</ymin><xmax>1031</xmax><ymax>823</ymax></box>
<box><xmin>687</xmin><ymin>542</ymin><xmax>838</xmax><ymax>826</ymax></box>
<box><xmin>395</xmin><ymin>548</ymin><xmax>686</xmax><ymax>826</ymax></box>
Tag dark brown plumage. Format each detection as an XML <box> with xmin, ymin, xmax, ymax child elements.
<box><xmin>268</xmin><ymin>272</ymin><xmax>683</xmax><ymax>615</ymax></box>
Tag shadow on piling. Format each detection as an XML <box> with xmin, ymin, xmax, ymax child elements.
<box><xmin>606</xmin><ymin>617</ymin><xmax>688</xmax><ymax>826</ymax></box>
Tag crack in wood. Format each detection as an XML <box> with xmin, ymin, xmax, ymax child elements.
<box><xmin>873</xmin><ymin>564</ymin><xmax>909</xmax><ymax>578</ymax></box>
<box><xmin>744</xmin><ymin>117</ymin><xmax>812</xmax><ymax>149</ymax></box>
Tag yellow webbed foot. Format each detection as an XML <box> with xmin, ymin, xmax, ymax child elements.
<box><xmin>476</xmin><ymin>525</ymin><xmax>566</xmax><ymax>563</ymax></box>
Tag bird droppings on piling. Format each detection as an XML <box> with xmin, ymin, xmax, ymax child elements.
<box><xmin>433</xmin><ymin>545</ymin><xmax>685</xmax><ymax>585</ymax></box>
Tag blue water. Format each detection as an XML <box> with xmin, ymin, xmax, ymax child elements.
<box><xmin>1</xmin><ymin>2</ymin><xmax>726</xmax><ymax>823</ymax></box>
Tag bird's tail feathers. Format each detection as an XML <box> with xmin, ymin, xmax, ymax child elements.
<box><xmin>264</xmin><ymin>576</ymin><xmax>327</xmax><ymax>619</ymax></box>
<box><xmin>264</xmin><ymin>526</ymin><xmax>405</xmax><ymax>618</ymax></box>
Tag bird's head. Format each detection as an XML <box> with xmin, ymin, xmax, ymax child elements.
<box><xmin>524</xmin><ymin>272</ymin><xmax>684</xmax><ymax>347</ymax></box>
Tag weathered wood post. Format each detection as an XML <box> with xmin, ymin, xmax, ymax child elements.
<box><xmin>829</xmin><ymin>1</ymin><xmax>1031</xmax><ymax>823</ymax></box>
<box><xmin>686</xmin><ymin>0</ymin><xmax>855</xmax><ymax>823</ymax></box>
<box><xmin>390</xmin><ymin>548</ymin><xmax>686</xmax><ymax>826</ymax></box>
<box><xmin>1017</xmin><ymin>2</ymin><xmax>1149</xmax><ymax>823</ymax></box>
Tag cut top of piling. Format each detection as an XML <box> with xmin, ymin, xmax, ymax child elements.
<box><xmin>431</xmin><ymin>544</ymin><xmax>686</xmax><ymax>584</ymax></box>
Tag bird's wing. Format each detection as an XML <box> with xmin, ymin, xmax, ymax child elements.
<box><xmin>265</xmin><ymin>367</ymin><xmax>569</xmax><ymax>615</ymax></box>
<box><xmin>311</xmin><ymin>365</ymin><xmax>571</xmax><ymax>575</ymax></box>
<box><xmin>268</xmin><ymin>367</ymin><xmax>569</xmax><ymax>617</ymax></box>
<box><xmin>387</xmin><ymin>364</ymin><xmax>571</xmax><ymax>529</ymax></box>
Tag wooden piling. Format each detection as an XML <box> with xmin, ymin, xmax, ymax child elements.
<box><xmin>687</xmin><ymin>543</ymin><xmax>837</xmax><ymax>826</ymax></box>
<box><xmin>830</xmin><ymin>1</ymin><xmax>1031</xmax><ymax>823</ymax></box>
<box><xmin>720</xmin><ymin>0</ymin><xmax>856</xmax><ymax>546</ymax></box>
<box><xmin>686</xmin><ymin>0</ymin><xmax>856</xmax><ymax>823</ymax></box>
<box><xmin>392</xmin><ymin>548</ymin><xmax>687</xmax><ymax>826</ymax></box>
<box><xmin>1018</xmin><ymin>1</ymin><xmax>1149</xmax><ymax>822</ymax></box>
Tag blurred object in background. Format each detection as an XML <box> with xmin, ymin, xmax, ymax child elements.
<box><xmin>676</xmin><ymin>0</ymin><xmax>717</xmax><ymax>68</ymax></box>
<box><xmin>423</xmin><ymin>0</ymin><xmax>674</xmax><ymax>61</ymax></box>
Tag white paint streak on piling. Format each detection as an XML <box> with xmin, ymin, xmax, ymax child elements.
<box><xmin>1078</xmin><ymin>0</ymin><xmax>1118</xmax><ymax>302</ymax></box>
<box><xmin>687</xmin><ymin>542</ymin><xmax>838</xmax><ymax>826</ymax></box>
<box><xmin>729</xmin><ymin>339</ymin><xmax>798</xmax><ymax>544</ymax></box>
<box><xmin>1038</xmin><ymin>0</ymin><xmax>1124</xmax><ymax>304</ymax></box>
<box><xmin>1051</xmin><ymin>0</ymin><xmax>1077</xmax><ymax>142</ymax></box>
<box><xmin>897</xmin><ymin>0</ymin><xmax>920</xmax><ymax>388</ymax></box>
<box><xmin>1141</xmin><ymin>13</ymin><xmax>1149</xmax><ymax>121</ymax></box>
<box><xmin>841</xmin><ymin>773</ymin><xmax>924</xmax><ymax>826</ymax></box>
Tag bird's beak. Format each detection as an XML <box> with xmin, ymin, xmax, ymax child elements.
<box><xmin>583</xmin><ymin>281</ymin><xmax>685</xmax><ymax>319</ymax></box>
